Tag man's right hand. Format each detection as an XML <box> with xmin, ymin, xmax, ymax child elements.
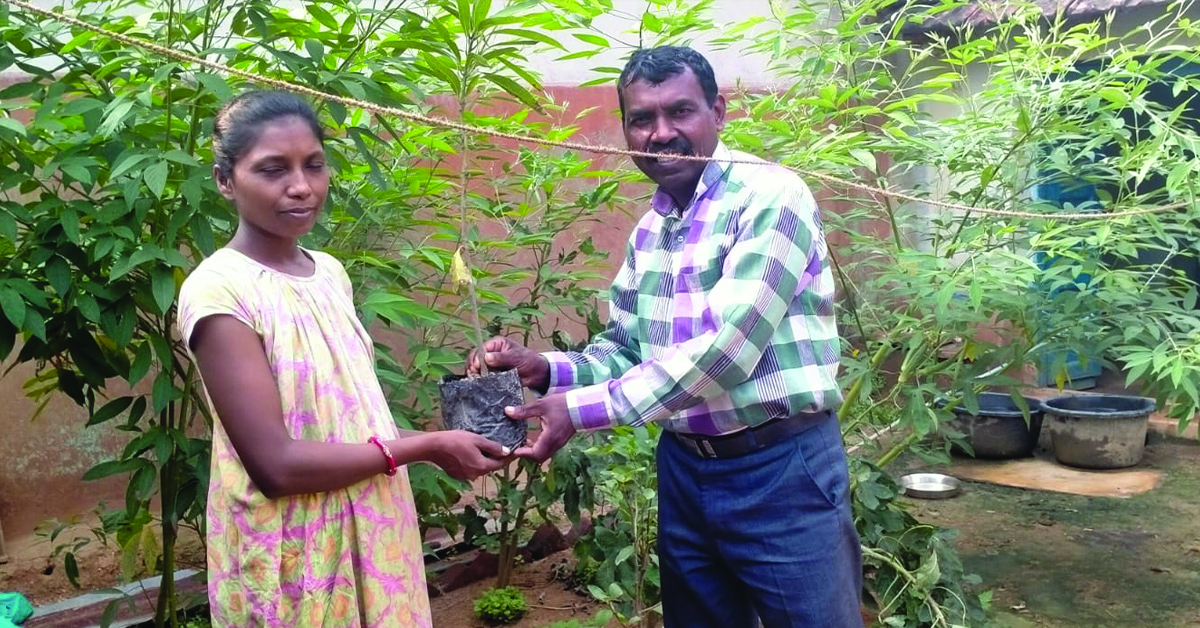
<box><xmin>468</xmin><ymin>336</ymin><xmax>551</xmax><ymax>392</ymax></box>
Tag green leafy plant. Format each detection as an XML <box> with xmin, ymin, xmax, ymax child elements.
<box><xmin>0</xmin><ymin>3</ymin><xmax>239</xmax><ymax>624</ymax></box>
<box><xmin>473</xmin><ymin>586</ymin><xmax>529</xmax><ymax>625</ymax></box>
<box><xmin>344</xmin><ymin>0</ymin><xmax>624</xmax><ymax>589</ymax></box>
<box><xmin>458</xmin><ymin>440</ymin><xmax>598</xmax><ymax>588</ymax></box>
<box><xmin>851</xmin><ymin>458</ymin><xmax>989</xmax><ymax>627</ymax></box>
<box><xmin>574</xmin><ymin>426</ymin><xmax>661</xmax><ymax>628</ymax></box>
<box><xmin>537</xmin><ymin>610</ymin><xmax>615</xmax><ymax>628</ymax></box>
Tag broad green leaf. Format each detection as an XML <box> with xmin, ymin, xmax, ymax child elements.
<box><xmin>572</xmin><ymin>33</ymin><xmax>608</xmax><ymax>47</ymax></box>
<box><xmin>128</xmin><ymin>341</ymin><xmax>152</xmax><ymax>384</ymax></box>
<box><xmin>151</xmin><ymin>370</ymin><xmax>175</xmax><ymax>415</ymax></box>
<box><xmin>850</xmin><ymin>148</ymin><xmax>876</xmax><ymax>171</ymax></box>
<box><xmin>131</xmin><ymin>464</ymin><xmax>156</xmax><ymax>501</ymax></box>
<box><xmin>484</xmin><ymin>73</ymin><xmax>541</xmax><ymax>110</ymax></box>
<box><xmin>65</xmin><ymin>552</ymin><xmax>80</xmax><ymax>588</ymax></box>
<box><xmin>88</xmin><ymin>396</ymin><xmax>134</xmax><ymax>427</ymax></box>
<box><xmin>98</xmin><ymin>98</ymin><xmax>135</xmax><ymax>137</ymax></box>
<box><xmin>59</xmin><ymin>30</ymin><xmax>97</xmax><ymax>54</ymax></box>
<box><xmin>45</xmin><ymin>256</ymin><xmax>71</xmax><ymax>295</ymax></box>
<box><xmin>304</xmin><ymin>39</ymin><xmax>324</xmax><ymax>64</ymax></box>
<box><xmin>0</xmin><ymin>286</ymin><xmax>25</xmax><ymax>327</ymax></box>
<box><xmin>189</xmin><ymin>213</ymin><xmax>215</xmax><ymax>255</ymax></box>
<box><xmin>60</xmin><ymin>98</ymin><xmax>104</xmax><ymax>116</ymax></box>
<box><xmin>23</xmin><ymin>308</ymin><xmax>46</xmax><ymax>341</ymax></box>
<box><xmin>150</xmin><ymin>266</ymin><xmax>175</xmax><ymax>315</ymax></box>
<box><xmin>306</xmin><ymin>4</ymin><xmax>340</xmax><ymax>29</ymax></box>
<box><xmin>195</xmin><ymin>72</ymin><xmax>232</xmax><ymax>100</ymax></box>
<box><xmin>161</xmin><ymin>150</ymin><xmax>200</xmax><ymax>166</ymax></box>
<box><xmin>119</xmin><ymin>534</ymin><xmax>140</xmax><ymax>581</ymax></box>
<box><xmin>0</xmin><ymin>116</ymin><xmax>26</xmax><ymax>137</ymax></box>
<box><xmin>143</xmin><ymin>161</ymin><xmax>169</xmax><ymax>199</ymax></box>
<box><xmin>140</xmin><ymin>526</ymin><xmax>159</xmax><ymax>575</ymax></box>
<box><xmin>82</xmin><ymin>458</ymin><xmax>141</xmax><ymax>481</ymax></box>
<box><xmin>60</xmin><ymin>207</ymin><xmax>81</xmax><ymax>243</ymax></box>
<box><xmin>642</xmin><ymin>11</ymin><xmax>662</xmax><ymax>32</ymax></box>
<box><xmin>0</xmin><ymin>81</ymin><xmax>41</xmax><ymax>99</ymax></box>
<box><xmin>0</xmin><ymin>212</ymin><xmax>15</xmax><ymax>244</ymax></box>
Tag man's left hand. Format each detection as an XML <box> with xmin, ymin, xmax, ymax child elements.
<box><xmin>506</xmin><ymin>393</ymin><xmax>577</xmax><ymax>463</ymax></box>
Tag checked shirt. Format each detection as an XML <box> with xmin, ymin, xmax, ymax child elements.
<box><xmin>542</xmin><ymin>142</ymin><xmax>842</xmax><ymax>436</ymax></box>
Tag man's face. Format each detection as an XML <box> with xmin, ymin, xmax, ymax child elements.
<box><xmin>622</xmin><ymin>67</ymin><xmax>726</xmax><ymax>200</ymax></box>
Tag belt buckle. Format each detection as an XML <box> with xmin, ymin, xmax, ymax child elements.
<box><xmin>679</xmin><ymin>433</ymin><xmax>719</xmax><ymax>459</ymax></box>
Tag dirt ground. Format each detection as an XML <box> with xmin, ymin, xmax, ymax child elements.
<box><xmin>429</xmin><ymin>551</ymin><xmax>619</xmax><ymax>628</ymax></box>
<box><xmin>901</xmin><ymin>437</ymin><xmax>1200</xmax><ymax>628</ymax></box>
<box><xmin>0</xmin><ymin>526</ymin><xmax>207</xmax><ymax>607</ymax></box>
<box><xmin>1</xmin><ymin>526</ymin><xmax>612</xmax><ymax>628</ymax></box>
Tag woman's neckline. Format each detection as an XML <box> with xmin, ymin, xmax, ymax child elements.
<box><xmin>220</xmin><ymin>246</ymin><xmax>321</xmax><ymax>281</ymax></box>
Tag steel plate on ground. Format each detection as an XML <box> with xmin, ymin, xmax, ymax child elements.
<box><xmin>900</xmin><ymin>473</ymin><xmax>962</xmax><ymax>499</ymax></box>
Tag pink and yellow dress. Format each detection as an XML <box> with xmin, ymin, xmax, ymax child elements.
<box><xmin>178</xmin><ymin>248</ymin><xmax>432</xmax><ymax>628</ymax></box>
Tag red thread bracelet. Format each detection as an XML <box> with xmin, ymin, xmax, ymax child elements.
<box><xmin>368</xmin><ymin>436</ymin><xmax>398</xmax><ymax>477</ymax></box>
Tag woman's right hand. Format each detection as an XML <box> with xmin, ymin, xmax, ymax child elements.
<box><xmin>422</xmin><ymin>431</ymin><xmax>511</xmax><ymax>481</ymax></box>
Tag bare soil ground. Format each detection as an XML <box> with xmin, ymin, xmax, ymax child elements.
<box><xmin>900</xmin><ymin>437</ymin><xmax>1200</xmax><ymax>628</ymax></box>
<box><xmin>429</xmin><ymin>551</ymin><xmax>619</xmax><ymax>628</ymax></box>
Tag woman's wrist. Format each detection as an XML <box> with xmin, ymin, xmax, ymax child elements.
<box><xmin>385</xmin><ymin>433</ymin><xmax>440</xmax><ymax>467</ymax></box>
<box><xmin>368</xmin><ymin>436</ymin><xmax>399</xmax><ymax>476</ymax></box>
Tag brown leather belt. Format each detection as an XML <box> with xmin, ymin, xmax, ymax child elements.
<box><xmin>670</xmin><ymin>410</ymin><xmax>832</xmax><ymax>460</ymax></box>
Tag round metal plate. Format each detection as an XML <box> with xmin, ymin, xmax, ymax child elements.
<box><xmin>900</xmin><ymin>473</ymin><xmax>962</xmax><ymax>499</ymax></box>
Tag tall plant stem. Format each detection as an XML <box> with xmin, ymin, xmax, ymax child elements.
<box><xmin>842</xmin><ymin>340</ymin><xmax>894</xmax><ymax>413</ymax></box>
<box><xmin>456</xmin><ymin>38</ymin><xmax>488</xmax><ymax>375</ymax></box>
<box><xmin>875</xmin><ymin>432</ymin><xmax>920</xmax><ymax>469</ymax></box>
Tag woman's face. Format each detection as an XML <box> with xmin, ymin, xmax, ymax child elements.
<box><xmin>215</xmin><ymin>116</ymin><xmax>329</xmax><ymax>244</ymax></box>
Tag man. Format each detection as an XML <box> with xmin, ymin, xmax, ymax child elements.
<box><xmin>469</xmin><ymin>46</ymin><xmax>863</xmax><ymax>627</ymax></box>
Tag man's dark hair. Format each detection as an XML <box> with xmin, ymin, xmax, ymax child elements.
<box><xmin>617</xmin><ymin>46</ymin><xmax>718</xmax><ymax>118</ymax></box>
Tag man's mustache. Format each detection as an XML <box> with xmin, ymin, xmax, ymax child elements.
<box><xmin>646</xmin><ymin>140</ymin><xmax>693</xmax><ymax>156</ymax></box>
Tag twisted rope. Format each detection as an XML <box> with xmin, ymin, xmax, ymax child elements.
<box><xmin>3</xmin><ymin>0</ymin><xmax>1191</xmax><ymax>221</ymax></box>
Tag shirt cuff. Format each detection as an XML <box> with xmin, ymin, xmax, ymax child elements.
<box><xmin>565</xmin><ymin>382</ymin><xmax>616</xmax><ymax>431</ymax></box>
<box><xmin>541</xmin><ymin>351</ymin><xmax>579</xmax><ymax>395</ymax></box>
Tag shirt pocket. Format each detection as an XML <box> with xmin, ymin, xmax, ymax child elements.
<box><xmin>678</xmin><ymin>259</ymin><xmax>723</xmax><ymax>294</ymax></box>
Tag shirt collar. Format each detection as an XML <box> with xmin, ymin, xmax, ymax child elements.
<box><xmin>650</xmin><ymin>141</ymin><xmax>733</xmax><ymax>217</ymax></box>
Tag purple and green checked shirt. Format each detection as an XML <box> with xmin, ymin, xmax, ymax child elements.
<box><xmin>541</xmin><ymin>141</ymin><xmax>843</xmax><ymax>436</ymax></box>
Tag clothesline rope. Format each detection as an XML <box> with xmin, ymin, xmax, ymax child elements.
<box><xmin>2</xmin><ymin>0</ymin><xmax>1192</xmax><ymax>221</ymax></box>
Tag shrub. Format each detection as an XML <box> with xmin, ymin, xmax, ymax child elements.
<box><xmin>473</xmin><ymin>587</ymin><xmax>528</xmax><ymax>625</ymax></box>
<box><xmin>538</xmin><ymin>610</ymin><xmax>613</xmax><ymax>628</ymax></box>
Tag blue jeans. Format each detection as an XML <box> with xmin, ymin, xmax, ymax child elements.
<box><xmin>657</xmin><ymin>415</ymin><xmax>863</xmax><ymax>628</ymax></box>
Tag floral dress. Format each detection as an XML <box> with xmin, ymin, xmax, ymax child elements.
<box><xmin>178</xmin><ymin>248</ymin><xmax>432</xmax><ymax>628</ymax></box>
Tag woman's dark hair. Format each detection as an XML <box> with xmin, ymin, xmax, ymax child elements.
<box><xmin>617</xmin><ymin>46</ymin><xmax>718</xmax><ymax>118</ymax></box>
<box><xmin>212</xmin><ymin>90</ymin><xmax>324</xmax><ymax>180</ymax></box>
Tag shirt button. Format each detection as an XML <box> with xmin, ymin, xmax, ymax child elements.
<box><xmin>676</xmin><ymin>235</ymin><xmax>684</xmax><ymax>243</ymax></box>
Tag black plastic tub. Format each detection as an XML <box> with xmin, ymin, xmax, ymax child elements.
<box><xmin>1043</xmin><ymin>395</ymin><xmax>1155</xmax><ymax>469</ymax></box>
<box><xmin>945</xmin><ymin>392</ymin><xmax>1044</xmax><ymax>459</ymax></box>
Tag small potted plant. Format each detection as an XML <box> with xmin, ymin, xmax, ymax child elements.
<box><xmin>437</xmin><ymin>247</ymin><xmax>526</xmax><ymax>450</ymax></box>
